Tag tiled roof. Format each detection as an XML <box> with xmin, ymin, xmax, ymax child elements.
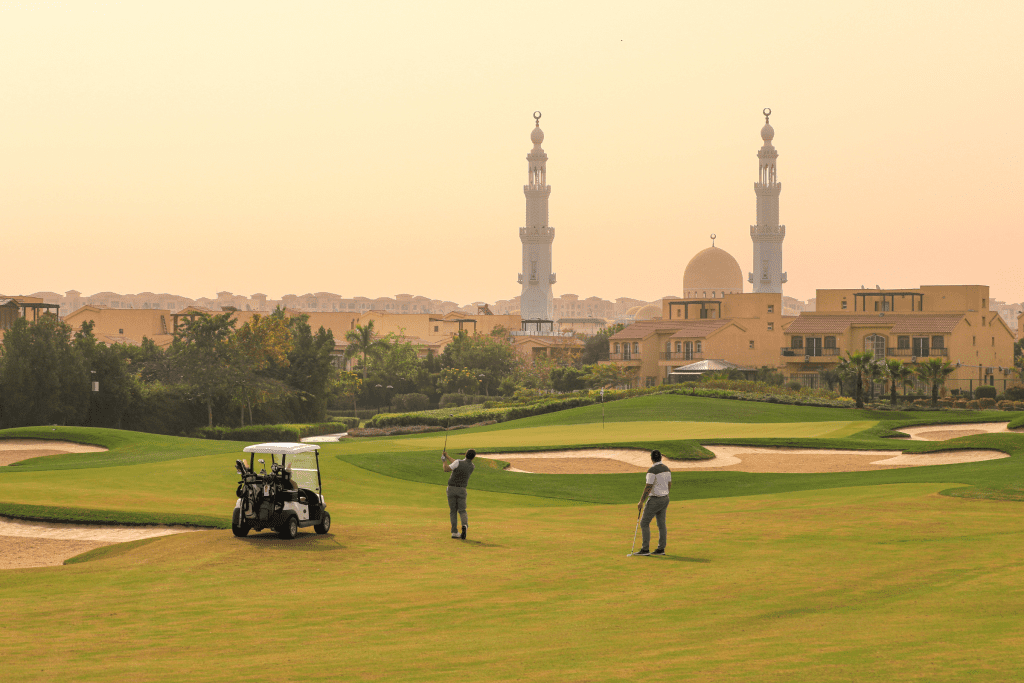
<box><xmin>609</xmin><ymin>318</ymin><xmax>731</xmax><ymax>341</ymax></box>
<box><xmin>786</xmin><ymin>313</ymin><xmax>964</xmax><ymax>335</ymax></box>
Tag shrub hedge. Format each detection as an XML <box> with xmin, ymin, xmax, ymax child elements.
<box><xmin>975</xmin><ymin>385</ymin><xmax>997</xmax><ymax>399</ymax></box>
<box><xmin>194</xmin><ymin>422</ymin><xmax>343</xmax><ymax>442</ymax></box>
<box><xmin>365</xmin><ymin>396</ymin><xmax>598</xmax><ymax>429</ymax></box>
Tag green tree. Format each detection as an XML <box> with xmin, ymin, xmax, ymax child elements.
<box><xmin>844</xmin><ymin>350</ymin><xmax>875</xmax><ymax>409</ymax></box>
<box><xmin>440</xmin><ymin>331</ymin><xmax>518</xmax><ymax>396</ymax></box>
<box><xmin>232</xmin><ymin>313</ymin><xmax>291</xmax><ymax>425</ymax></box>
<box><xmin>345</xmin><ymin>321</ymin><xmax>390</xmax><ymax>382</ymax></box>
<box><xmin>0</xmin><ymin>315</ymin><xmax>88</xmax><ymax>427</ymax></box>
<box><xmin>915</xmin><ymin>357</ymin><xmax>956</xmax><ymax>407</ymax></box>
<box><xmin>582</xmin><ymin>363</ymin><xmax>639</xmax><ymax>390</ymax></box>
<box><xmin>551</xmin><ymin>366</ymin><xmax>587</xmax><ymax>392</ymax></box>
<box><xmin>74</xmin><ymin>321</ymin><xmax>135</xmax><ymax>428</ymax></box>
<box><xmin>882</xmin><ymin>358</ymin><xmax>914</xmax><ymax>406</ymax></box>
<box><xmin>579</xmin><ymin>324</ymin><xmax>625</xmax><ymax>366</ymax></box>
<box><xmin>167</xmin><ymin>311</ymin><xmax>238</xmax><ymax>428</ymax></box>
<box><xmin>285</xmin><ymin>317</ymin><xmax>337</xmax><ymax>422</ymax></box>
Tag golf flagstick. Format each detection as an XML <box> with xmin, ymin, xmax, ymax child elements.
<box><xmin>628</xmin><ymin>499</ymin><xmax>648</xmax><ymax>556</ymax></box>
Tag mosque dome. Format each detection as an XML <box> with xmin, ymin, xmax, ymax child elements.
<box><xmin>683</xmin><ymin>246</ymin><xmax>743</xmax><ymax>298</ymax></box>
<box><xmin>531</xmin><ymin>125</ymin><xmax>544</xmax><ymax>145</ymax></box>
<box><xmin>625</xmin><ymin>305</ymin><xmax>642</xmax><ymax>319</ymax></box>
<box><xmin>634</xmin><ymin>304</ymin><xmax>661</xmax><ymax>321</ymax></box>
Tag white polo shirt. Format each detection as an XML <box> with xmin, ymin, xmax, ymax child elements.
<box><xmin>646</xmin><ymin>462</ymin><xmax>672</xmax><ymax>497</ymax></box>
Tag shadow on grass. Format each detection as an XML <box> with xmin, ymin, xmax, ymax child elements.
<box><xmin>455</xmin><ymin>539</ymin><xmax>505</xmax><ymax>548</ymax></box>
<box><xmin>235</xmin><ymin>532</ymin><xmax>346</xmax><ymax>551</ymax></box>
<box><xmin>629</xmin><ymin>555</ymin><xmax>710</xmax><ymax>563</ymax></box>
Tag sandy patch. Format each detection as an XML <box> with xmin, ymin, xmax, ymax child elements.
<box><xmin>0</xmin><ymin>439</ymin><xmax>107</xmax><ymax>466</ymax></box>
<box><xmin>899</xmin><ymin>423</ymin><xmax>1013</xmax><ymax>441</ymax></box>
<box><xmin>485</xmin><ymin>445</ymin><xmax>1008</xmax><ymax>474</ymax></box>
<box><xmin>0</xmin><ymin>516</ymin><xmax>194</xmax><ymax>570</ymax></box>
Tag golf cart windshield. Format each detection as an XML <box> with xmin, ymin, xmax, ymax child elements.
<box><xmin>286</xmin><ymin>452</ymin><xmax>320</xmax><ymax>493</ymax></box>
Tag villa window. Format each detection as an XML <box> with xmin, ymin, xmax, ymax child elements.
<box><xmin>791</xmin><ymin>336</ymin><xmax>804</xmax><ymax>349</ymax></box>
<box><xmin>675</xmin><ymin>341</ymin><xmax>682</xmax><ymax>353</ymax></box>
<box><xmin>749</xmin><ymin>340</ymin><xmax>755</xmax><ymax>349</ymax></box>
<box><xmin>684</xmin><ymin>341</ymin><xmax>694</xmax><ymax>360</ymax></box>
<box><xmin>767</xmin><ymin>322</ymin><xmax>774</xmax><ymax>331</ymax></box>
<box><xmin>897</xmin><ymin>336</ymin><xmax>910</xmax><ymax>350</ymax></box>
<box><xmin>434</xmin><ymin>326</ymin><xmax>439</xmax><ymax>332</ymax></box>
<box><xmin>931</xmin><ymin>336</ymin><xmax>944</xmax><ymax>349</ymax></box>
<box><xmin>841</xmin><ymin>300</ymin><xmax>848</xmax><ymax>310</ymax></box>
<box><xmin>614</xmin><ymin>343</ymin><xmax>620</xmax><ymax>353</ymax></box>
<box><xmin>695</xmin><ymin>341</ymin><xmax>702</xmax><ymax>353</ymax></box>
<box><xmin>768</xmin><ymin>305</ymin><xmax>774</xmax><ymax>314</ymax></box>
<box><xmin>864</xmin><ymin>334</ymin><xmax>886</xmax><ymax>359</ymax></box>
<box><xmin>806</xmin><ymin>337</ymin><xmax>823</xmax><ymax>356</ymax></box>
<box><xmin>992</xmin><ymin>337</ymin><xmax>996</xmax><ymax>346</ymax></box>
<box><xmin>912</xmin><ymin>337</ymin><xmax>929</xmax><ymax>357</ymax></box>
<box><xmin>633</xmin><ymin>342</ymin><xmax>639</xmax><ymax>354</ymax></box>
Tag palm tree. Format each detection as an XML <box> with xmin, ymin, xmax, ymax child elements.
<box><xmin>345</xmin><ymin>321</ymin><xmax>390</xmax><ymax>381</ymax></box>
<box><xmin>882</xmin><ymin>358</ymin><xmax>913</xmax><ymax>406</ymax></box>
<box><xmin>845</xmin><ymin>350</ymin><xmax>875</xmax><ymax>409</ymax></box>
<box><xmin>916</xmin><ymin>357</ymin><xmax>956</xmax><ymax>407</ymax></box>
<box><xmin>834</xmin><ymin>357</ymin><xmax>854</xmax><ymax>397</ymax></box>
<box><xmin>865</xmin><ymin>360</ymin><xmax>885</xmax><ymax>403</ymax></box>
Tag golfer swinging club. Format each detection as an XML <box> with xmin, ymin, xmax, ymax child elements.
<box><xmin>635</xmin><ymin>450</ymin><xmax>671</xmax><ymax>556</ymax></box>
<box><xmin>442</xmin><ymin>448</ymin><xmax>475</xmax><ymax>539</ymax></box>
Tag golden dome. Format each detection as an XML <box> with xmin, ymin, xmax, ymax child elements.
<box><xmin>634</xmin><ymin>304</ymin><xmax>661</xmax><ymax>321</ymax></box>
<box><xmin>683</xmin><ymin>246</ymin><xmax>743</xmax><ymax>298</ymax></box>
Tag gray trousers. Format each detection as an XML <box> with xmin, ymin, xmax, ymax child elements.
<box><xmin>641</xmin><ymin>496</ymin><xmax>669</xmax><ymax>551</ymax></box>
<box><xmin>447</xmin><ymin>486</ymin><xmax>468</xmax><ymax>532</ymax></box>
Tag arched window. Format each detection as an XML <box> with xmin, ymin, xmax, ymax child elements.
<box><xmin>684</xmin><ymin>341</ymin><xmax>694</xmax><ymax>360</ymax></box>
<box><xmin>864</xmin><ymin>334</ymin><xmax>886</xmax><ymax>360</ymax></box>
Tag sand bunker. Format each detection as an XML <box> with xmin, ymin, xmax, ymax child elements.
<box><xmin>898</xmin><ymin>422</ymin><xmax>1015</xmax><ymax>441</ymax></box>
<box><xmin>0</xmin><ymin>516</ymin><xmax>193</xmax><ymax>570</ymax></box>
<box><xmin>484</xmin><ymin>445</ymin><xmax>1008</xmax><ymax>475</ymax></box>
<box><xmin>0</xmin><ymin>439</ymin><xmax>107</xmax><ymax>466</ymax></box>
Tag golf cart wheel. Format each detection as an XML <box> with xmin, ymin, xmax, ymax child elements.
<box><xmin>314</xmin><ymin>511</ymin><xmax>331</xmax><ymax>535</ymax></box>
<box><xmin>231</xmin><ymin>509</ymin><xmax>250</xmax><ymax>537</ymax></box>
<box><xmin>279</xmin><ymin>515</ymin><xmax>298</xmax><ymax>540</ymax></box>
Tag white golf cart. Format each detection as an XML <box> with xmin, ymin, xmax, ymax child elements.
<box><xmin>232</xmin><ymin>442</ymin><xmax>331</xmax><ymax>539</ymax></box>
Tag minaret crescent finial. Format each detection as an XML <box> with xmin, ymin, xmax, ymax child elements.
<box><xmin>763</xmin><ymin>107</ymin><xmax>771</xmax><ymax>124</ymax></box>
<box><xmin>710</xmin><ymin>233</ymin><xmax>716</xmax><ymax>247</ymax></box>
<box><xmin>533</xmin><ymin>110</ymin><xmax>542</xmax><ymax>126</ymax></box>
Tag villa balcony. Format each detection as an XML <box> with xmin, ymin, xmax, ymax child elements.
<box><xmin>660</xmin><ymin>351</ymin><xmax>704</xmax><ymax>362</ymax></box>
<box><xmin>608</xmin><ymin>352</ymin><xmax>641</xmax><ymax>362</ymax></box>
<box><xmin>780</xmin><ymin>347</ymin><xmax>841</xmax><ymax>358</ymax></box>
<box><xmin>886</xmin><ymin>347</ymin><xmax>948</xmax><ymax>358</ymax></box>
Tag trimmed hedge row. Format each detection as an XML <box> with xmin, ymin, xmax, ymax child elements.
<box><xmin>365</xmin><ymin>396</ymin><xmax>599</xmax><ymax>429</ymax></box>
<box><xmin>666</xmin><ymin>387</ymin><xmax>857</xmax><ymax>409</ymax></box>
<box><xmin>193</xmin><ymin>422</ymin><xmax>345</xmax><ymax>442</ymax></box>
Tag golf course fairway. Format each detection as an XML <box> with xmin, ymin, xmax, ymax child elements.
<box><xmin>2</xmin><ymin>394</ymin><xmax>1024</xmax><ymax>681</ymax></box>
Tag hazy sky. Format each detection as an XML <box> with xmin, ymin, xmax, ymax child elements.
<box><xmin>2</xmin><ymin>1</ymin><xmax>1022</xmax><ymax>305</ymax></box>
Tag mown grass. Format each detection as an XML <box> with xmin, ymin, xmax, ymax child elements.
<box><xmin>3</xmin><ymin>395</ymin><xmax>1024</xmax><ymax>680</ymax></box>
<box><xmin>3</xmin><ymin>482</ymin><xmax>1024</xmax><ymax>681</ymax></box>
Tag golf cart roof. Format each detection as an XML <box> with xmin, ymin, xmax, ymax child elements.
<box><xmin>243</xmin><ymin>443</ymin><xmax>320</xmax><ymax>455</ymax></box>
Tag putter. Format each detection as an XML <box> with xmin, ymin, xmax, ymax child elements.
<box><xmin>627</xmin><ymin>499</ymin><xmax>648</xmax><ymax>556</ymax></box>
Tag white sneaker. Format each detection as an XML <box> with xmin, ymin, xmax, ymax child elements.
<box><xmin>451</xmin><ymin>532</ymin><xmax>460</xmax><ymax>538</ymax></box>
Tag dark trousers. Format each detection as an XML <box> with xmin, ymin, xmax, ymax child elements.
<box><xmin>641</xmin><ymin>495</ymin><xmax>669</xmax><ymax>551</ymax></box>
<box><xmin>447</xmin><ymin>486</ymin><xmax>467</xmax><ymax>533</ymax></box>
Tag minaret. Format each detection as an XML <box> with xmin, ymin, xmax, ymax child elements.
<box><xmin>518</xmin><ymin>111</ymin><xmax>555</xmax><ymax>332</ymax></box>
<box><xmin>749</xmin><ymin>108</ymin><xmax>787</xmax><ymax>294</ymax></box>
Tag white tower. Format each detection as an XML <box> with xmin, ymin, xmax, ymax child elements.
<box><xmin>518</xmin><ymin>111</ymin><xmax>556</xmax><ymax>332</ymax></box>
<box><xmin>749</xmin><ymin>108</ymin><xmax>787</xmax><ymax>294</ymax></box>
